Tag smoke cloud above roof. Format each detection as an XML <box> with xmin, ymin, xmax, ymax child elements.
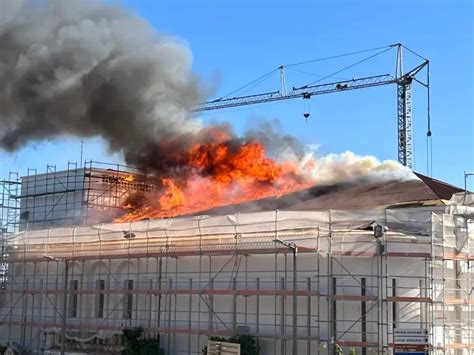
<box><xmin>0</xmin><ymin>0</ymin><xmax>202</xmax><ymax>163</ymax></box>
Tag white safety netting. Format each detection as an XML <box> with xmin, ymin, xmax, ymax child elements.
<box><xmin>5</xmin><ymin>202</ymin><xmax>470</xmax><ymax>261</ymax></box>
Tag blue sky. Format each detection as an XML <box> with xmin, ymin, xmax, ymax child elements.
<box><xmin>1</xmin><ymin>0</ymin><xmax>472</xmax><ymax>188</ymax></box>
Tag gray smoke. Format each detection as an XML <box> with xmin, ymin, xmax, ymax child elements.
<box><xmin>245</xmin><ymin>119</ymin><xmax>305</xmax><ymax>160</ymax></box>
<box><xmin>0</xmin><ymin>0</ymin><xmax>202</xmax><ymax>165</ymax></box>
<box><xmin>0</xmin><ymin>0</ymin><xmax>410</xmax><ymax>187</ymax></box>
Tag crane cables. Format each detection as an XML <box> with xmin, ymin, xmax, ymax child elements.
<box><xmin>299</xmin><ymin>46</ymin><xmax>394</xmax><ymax>88</ymax></box>
<box><xmin>284</xmin><ymin>44</ymin><xmax>395</xmax><ymax>68</ymax></box>
<box><xmin>213</xmin><ymin>44</ymin><xmax>396</xmax><ymax>101</ymax></box>
<box><xmin>214</xmin><ymin>67</ymin><xmax>280</xmax><ymax>101</ymax></box>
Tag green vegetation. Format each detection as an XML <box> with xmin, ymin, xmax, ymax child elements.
<box><xmin>122</xmin><ymin>327</ymin><xmax>164</xmax><ymax>355</ymax></box>
<box><xmin>334</xmin><ymin>343</ymin><xmax>343</xmax><ymax>355</ymax></box>
<box><xmin>333</xmin><ymin>344</ymin><xmax>358</xmax><ymax>355</ymax></box>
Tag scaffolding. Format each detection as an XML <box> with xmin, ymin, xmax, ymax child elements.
<box><xmin>0</xmin><ymin>172</ymin><xmax>20</xmax><ymax>288</ymax></box>
<box><xmin>0</xmin><ymin>161</ymin><xmax>159</xmax><ymax>232</ymax></box>
<box><xmin>0</xmin><ymin>204</ymin><xmax>471</xmax><ymax>354</ymax></box>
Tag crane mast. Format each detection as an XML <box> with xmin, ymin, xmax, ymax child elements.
<box><xmin>193</xmin><ymin>44</ymin><xmax>430</xmax><ymax>170</ymax></box>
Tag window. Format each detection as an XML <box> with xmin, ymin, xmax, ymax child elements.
<box><xmin>361</xmin><ymin>278</ymin><xmax>367</xmax><ymax>355</ymax></box>
<box><xmin>96</xmin><ymin>279</ymin><xmax>105</xmax><ymax>318</ymax></box>
<box><xmin>69</xmin><ymin>280</ymin><xmax>78</xmax><ymax>318</ymax></box>
<box><xmin>123</xmin><ymin>279</ymin><xmax>133</xmax><ymax>319</ymax></box>
<box><xmin>392</xmin><ymin>278</ymin><xmax>397</xmax><ymax>329</ymax></box>
<box><xmin>332</xmin><ymin>277</ymin><xmax>337</xmax><ymax>335</ymax></box>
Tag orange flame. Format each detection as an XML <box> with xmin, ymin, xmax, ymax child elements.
<box><xmin>116</xmin><ymin>130</ymin><xmax>314</xmax><ymax>222</ymax></box>
<box><xmin>123</xmin><ymin>174</ymin><xmax>135</xmax><ymax>182</ymax></box>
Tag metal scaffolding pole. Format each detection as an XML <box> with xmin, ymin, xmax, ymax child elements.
<box><xmin>0</xmin><ymin>207</ymin><xmax>471</xmax><ymax>354</ymax></box>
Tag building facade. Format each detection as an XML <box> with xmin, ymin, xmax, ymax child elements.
<box><xmin>0</xmin><ymin>203</ymin><xmax>472</xmax><ymax>354</ymax></box>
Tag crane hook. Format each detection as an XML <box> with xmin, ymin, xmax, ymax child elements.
<box><xmin>303</xmin><ymin>94</ymin><xmax>311</xmax><ymax>122</ymax></box>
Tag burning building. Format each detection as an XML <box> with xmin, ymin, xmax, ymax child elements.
<box><xmin>14</xmin><ymin>161</ymin><xmax>159</xmax><ymax>231</ymax></box>
<box><xmin>0</xmin><ymin>166</ymin><xmax>472</xmax><ymax>354</ymax></box>
<box><xmin>0</xmin><ymin>1</ymin><xmax>472</xmax><ymax>354</ymax></box>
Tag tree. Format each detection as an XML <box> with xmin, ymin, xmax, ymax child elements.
<box><xmin>334</xmin><ymin>343</ymin><xmax>343</xmax><ymax>355</ymax></box>
<box><xmin>122</xmin><ymin>327</ymin><xmax>164</xmax><ymax>355</ymax></box>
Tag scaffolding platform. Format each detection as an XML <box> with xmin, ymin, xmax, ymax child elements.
<box><xmin>0</xmin><ymin>203</ymin><xmax>471</xmax><ymax>354</ymax></box>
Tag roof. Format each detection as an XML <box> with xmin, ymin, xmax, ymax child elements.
<box><xmin>197</xmin><ymin>172</ymin><xmax>464</xmax><ymax>215</ymax></box>
<box><xmin>413</xmin><ymin>172</ymin><xmax>464</xmax><ymax>200</ymax></box>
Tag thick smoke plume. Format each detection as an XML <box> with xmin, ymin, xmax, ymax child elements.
<box><xmin>0</xmin><ymin>0</ymin><xmax>411</xmax><ymax>191</ymax></box>
<box><xmin>0</xmin><ymin>0</ymin><xmax>202</xmax><ymax>169</ymax></box>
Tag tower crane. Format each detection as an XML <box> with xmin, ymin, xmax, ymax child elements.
<box><xmin>194</xmin><ymin>44</ymin><xmax>431</xmax><ymax>170</ymax></box>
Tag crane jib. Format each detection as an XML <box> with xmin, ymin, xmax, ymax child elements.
<box><xmin>193</xmin><ymin>74</ymin><xmax>396</xmax><ymax>112</ymax></box>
